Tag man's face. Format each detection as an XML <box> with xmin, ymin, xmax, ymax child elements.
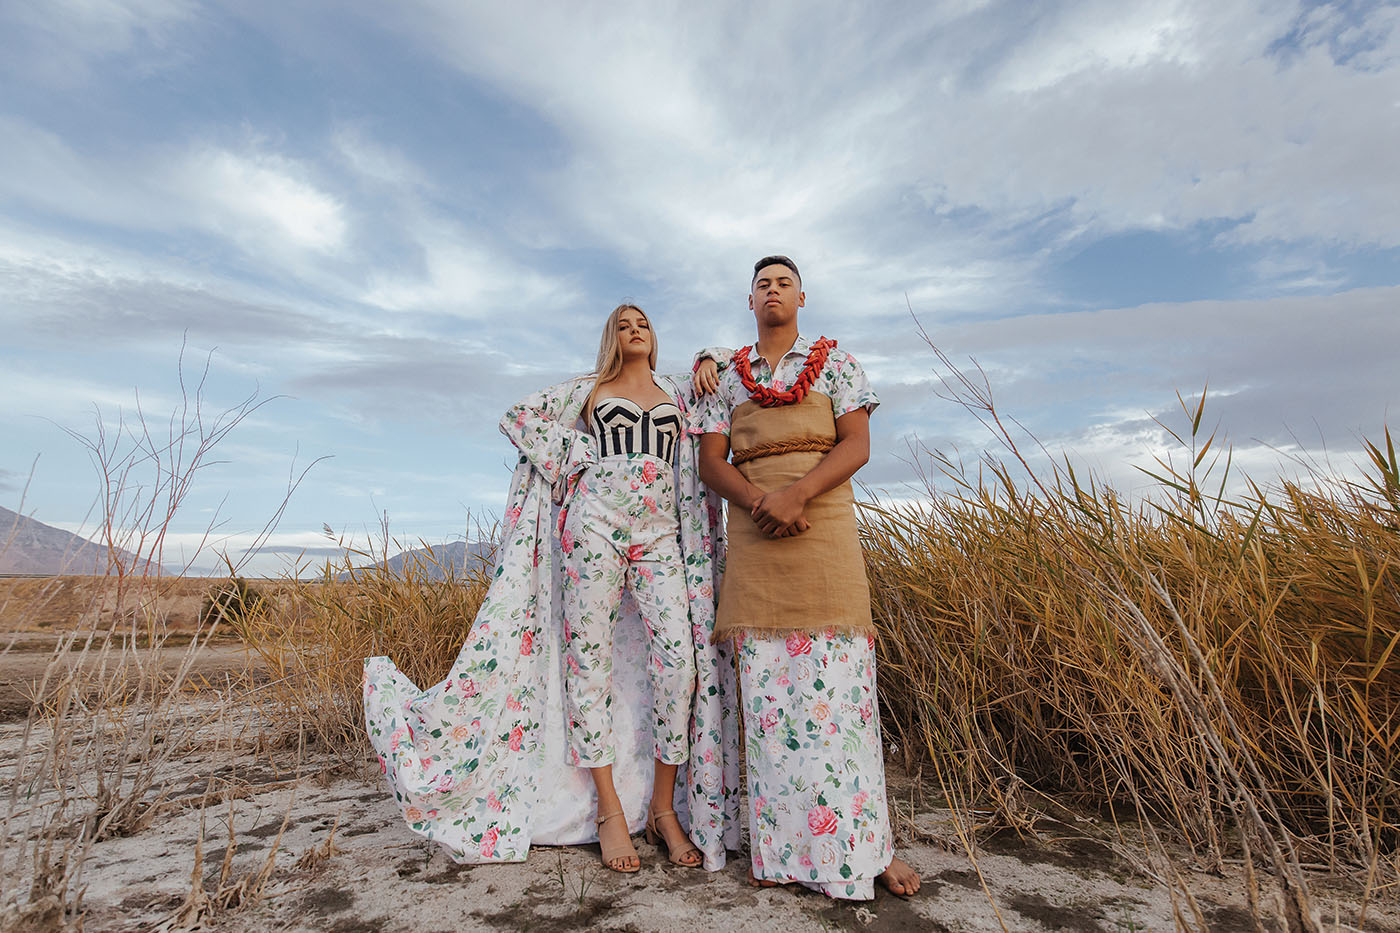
<box><xmin>749</xmin><ymin>264</ymin><xmax>805</xmax><ymax>327</ymax></box>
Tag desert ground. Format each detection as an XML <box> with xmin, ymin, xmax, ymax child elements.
<box><xmin>3</xmin><ymin>621</ymin><xmax>1394</xmax><ymax>933</ymax></box>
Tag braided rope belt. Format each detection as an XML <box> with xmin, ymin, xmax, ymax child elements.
<box><xmin>731</xmin><ymin>436</ymin><xmax>835</xmax><ymax>466</ymax></box>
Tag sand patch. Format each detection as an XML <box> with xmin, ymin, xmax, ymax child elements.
<box><xmin>2</xmin><ymin>644</ymin><xmax>1394</xmax><ymax>932</ymax></box>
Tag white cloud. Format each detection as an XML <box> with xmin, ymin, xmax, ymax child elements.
<box><xmin>0</xmin><ymin>112</ymin><xmax>581</xmax><ymax>323</ymax></box>
<box><xmin>0</xmin><ymin>223</ymin><xmax>572</xmax><ymax>434</ymax></box>
<box><xmin>38</xmin><ymin>524</ymin><xmax>381</xmax><ymax>576</ymax></box>
<box><xmin>0</xmin><ymin>117</ymin><xmax>153</xmax><ymax>228</ymax></box>
<box><xmin>993</xmin><ymin>1</ymin><xmax>1208</xmax><ymax>93</ymax></box>
<box><xmin>856</xmin><ymin>284</ymin><xmax>1400</xmax><ymax>497</ymax></box>
<box><xmin>332</xmin><ymin>126</ymin><xmax>430</xmax><ymax>192</ymax></box>
<box><xmin>15</xmin><ymin>0</ymin><xmax>194</xmax><ymax>49</ymax></box>
<box><xmin>358</xmin><ymin>0</ymin><xmax>1400</xmax><ymax>310</ymax></box>
<box><xmin>0</xmin><ymin>364</ymin><xmax>165</xmax><ymax>421</ymax></box>
<box><xmin>175</xmin><ymin>147</ymin><xmax>348</xmax><ymax>255</ymax></box>
<box><xmin>0</xmin><ymin>119</ymin><xmax>350</xmax><ymax>263</ymax></box>
<box><xmin>359</xmin><ymin>220</ymin><xmax>579</xmax><ymax>317</ymax></box>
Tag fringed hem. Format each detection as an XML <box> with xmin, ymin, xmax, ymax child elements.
<box><xmin>710</xmin><ymin>623</ymin><xmax>875</xmax><ymax>645</ymax></box>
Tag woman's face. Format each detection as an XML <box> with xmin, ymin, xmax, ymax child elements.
<box><xmin>616</xmin><ymin>308</ymin><xmax>652</xmax><ymax>362</ymax></box>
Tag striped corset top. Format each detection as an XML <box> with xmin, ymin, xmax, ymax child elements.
<box><xmin>592</xmin><ymin>397</ymin><xmax>683</xmax><ymax>463</ymax></box>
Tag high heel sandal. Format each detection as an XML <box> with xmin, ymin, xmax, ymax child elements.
<box><xmin>645</xmin><ymin>809</ymin><xmax>702</xmax><ymax>867</ymax></box>
<box><xmin>595</xmin><ymin>810</ymin><xmax>640</xmax><ymax>873</ymax></box>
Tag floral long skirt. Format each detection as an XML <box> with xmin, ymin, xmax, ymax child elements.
<box><xmin>738</xmin><ymin>629</ymin><xmax>893</xmax><ymax>900</ymax></box>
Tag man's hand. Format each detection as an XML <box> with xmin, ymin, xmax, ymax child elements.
<box><xmin>751</xmin><ymin>485</ymin><xmax>811</xmax><ymax>537</ymax></box>
<box><xmin>692</xmin><ymin>358</ymin><xmax>720</xmax><ymax>395</ymax></box>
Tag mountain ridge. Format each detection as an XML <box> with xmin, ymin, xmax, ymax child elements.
<box><xmin>0</xmin><ymin>506</ymin><xmax>146</xmax><ymax>575</ymax></box>
<box><xmin>338</xmin><ymin>539</ymin><xmax>496</xmax><ymax>582</ymax></box>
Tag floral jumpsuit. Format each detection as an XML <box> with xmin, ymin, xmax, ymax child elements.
<box><xmin>560</xmin><ymin>395</ymin><xmax>695</xmax><ymax>767</ymax></box>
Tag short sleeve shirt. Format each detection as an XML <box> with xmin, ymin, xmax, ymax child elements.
<box><xmin>696</xmin><ymin>335</ymin><xmax>879</xmax><ymax>437</ymax></box>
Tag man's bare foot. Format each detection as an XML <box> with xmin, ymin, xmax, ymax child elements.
<box><xmin>877</xmin><ymin>856</ymin><xmax>921</xmax><ymax>896</ymax></box>
<box><xmin>747</xmin><ymin>868</ymin><xmax>780</xmax><ymax>888</ymax></box>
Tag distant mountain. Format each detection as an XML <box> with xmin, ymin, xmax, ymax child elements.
<box><xmin>340</xmin><ymin>540</ymin><xmax>497</xmax><ymax>582</ymax></box>
<box><xmin>0</xmin><ymin>506</ymin><xmax>146</xmax><ymax>575</ymax></box>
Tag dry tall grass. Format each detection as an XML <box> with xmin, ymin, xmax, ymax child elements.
<box><xmin>0</xmin><ymin>353</ymin><xmax>312</xmax><ymax>931</ymax></box>
<box><xmin>861</xmin><ymin>344</ymin><xmax>1397</xmax><ymax>931</ymax></box>
<box><xmin>15</xmin><ymin>347</ymin><xmax>1390</xmax><ymax>929</ymax></box>
<box><xmin>232</xmin><ymin>537</ymin><xmax>492</xmax><ymax>769</ymax></box>
<box><xmin>228</xmin><ymin>358</ymin><xmax>1397</xmax><ymax>930</ymax></box>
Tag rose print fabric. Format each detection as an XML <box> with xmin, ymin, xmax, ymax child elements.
<box><xmin>561</xmin><ymin>453</ymin><xmax>694</xmax><ymax>766</ymax></box>
<box><xmin>694</xmin><ymin>335</ymin><xmax>880</xmax><ymax>437</ymax></box>
<box><xmin>694</xmin><ymin>336</ymin><xmax>893</xmax><ymax>899</ymax></box>
<box><xmin>364</xmin><ymin>374</ymin><xmax>742</xmax><ymax>869</ymax></box>
<box><xmin>740</xmin><ymin>630</ymin><xmax>893</xmax><ymax>900</ymax></box>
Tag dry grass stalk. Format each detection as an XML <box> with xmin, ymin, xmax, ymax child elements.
<box><xmin>295</xmin><ymin>815</ymin><xmax>345</xmax><ymax>873</ymax></box>
<box><xmin>1</xmin><ymin>352</ymin><xmax>312</xmax><ymax>929</ymax></box>
<box><xmin>153</xmin><ymin>793</ymin><xmax>294</xmax><ymax>933</ymax></box>
<box><xmin>233</xmin><ymin>526</ymin><xmax>492</xmax><ymax>769</ymax></box>
<box><xmin>859</xmin><ymin>327</ymin><xmax>1396</xmax><ymax>927</ymax></box>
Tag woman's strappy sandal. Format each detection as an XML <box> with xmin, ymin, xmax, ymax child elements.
<box><xmin>645</xmin><ymin>808</ymin><xmax>703</xmax><ymax>867</ymax></box>
<box><xmin>595</xmin><ymin>810</ymin><xmax>640</xmax><ymax>873</ymax></box>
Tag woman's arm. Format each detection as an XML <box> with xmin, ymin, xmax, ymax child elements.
<box><xmin>692</xmin><ymin>358</ymin><xmax>720</xmax><ymax>396</ymax></box>
<box><xmin>498</xmin><ymin>378</ymin><xmax>595</xmax><ymax>490</ymax></box>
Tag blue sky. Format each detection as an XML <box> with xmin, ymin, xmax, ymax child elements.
<box><xmin>2</xmin><ymin>0</ymin><xmax>1397</xmax><ymax>574</ymax></box>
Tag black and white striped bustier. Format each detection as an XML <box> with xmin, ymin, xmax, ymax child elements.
<box><xmin>592</xmin><ymin>397</ymin><xmax>682</xmax><ymax>463</ymax></box>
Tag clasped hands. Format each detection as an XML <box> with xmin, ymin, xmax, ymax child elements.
<box><xmin>749</xmin><ymin>484</ymin><xmax>811</xmax><ymax>538</ymax></box>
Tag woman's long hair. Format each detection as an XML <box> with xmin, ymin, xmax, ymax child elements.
<box><xmin>584</xmin><ymin>303</ymin><xmax>657</xmax><ymax>424</ymax></box>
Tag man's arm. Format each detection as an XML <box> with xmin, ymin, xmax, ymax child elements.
<box><xmin>749</xmin><ymin>408</ymin><xmax>870</xmax><ymax>536</ymax></box>
<box><xmin>698</xmin><ymin>433</ymin><xmax>762</xmax><ymax>511</ymax></box>
<box><xmin>698</xmin><ymin>433</ymin><xmax>812</xmax><ymax>538</ymax></box>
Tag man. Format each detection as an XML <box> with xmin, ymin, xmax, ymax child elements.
<box><xmin>696</xmin><ymin>255</ymin><xmax>920</xmax><ymax>899</ymax></box>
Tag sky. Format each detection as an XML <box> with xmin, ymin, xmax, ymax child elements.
<box><xmin>2</xmin><ymin>0</ymin><xmax>1397</xmax><ymax>575</ymax></box>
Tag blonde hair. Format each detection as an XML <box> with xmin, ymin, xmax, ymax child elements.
<box><xmin>584</xmin><ymin>303</ymin><xmax>657</xmax><ymax>424</ymax></box>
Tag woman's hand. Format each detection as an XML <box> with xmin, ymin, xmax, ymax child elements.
<box><xmin>692</xmin><ymin>358</ymin><xmax>720</xmax><ymax>395</ymax></box>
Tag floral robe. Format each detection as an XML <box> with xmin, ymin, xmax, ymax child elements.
<box><xmin>364</xmin><ymin>374</ymin><xmax>742</xmax><ymax>868</ymax></box>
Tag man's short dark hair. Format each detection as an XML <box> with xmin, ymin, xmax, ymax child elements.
<box><xmin>752</xmin><ymin>255</ymin><xmax>801</xmax><ymax>286</ymax></box>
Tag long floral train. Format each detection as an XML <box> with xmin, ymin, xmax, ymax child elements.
<box><xmin>364</xmin><ymin>374</ymin><xmax>742</xmax><ymax>868</ymax></box>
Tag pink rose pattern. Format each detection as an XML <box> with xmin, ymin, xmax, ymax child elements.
<box><xmin>364</xmin><ymin>373</ymin><xmax>740</xmax><ymax>869</ymax></box>
<box><xmin>696</xmin><ymin>341</ymin><xmax>887</xmax><ymax>898</ymax></box>
<box><xmin>479</xmin><ymin>825</ymin><xmax>499</xmax><ymax>858</ymax></box>
<box><xmin>807</xmin><ymin>804</ymin><xmax>838</xmax><ymax>835</ymax></box>
<box><xmin>739</xmin><ymin>629</ymin><xmax>893</xmax><ymax>900</ymax></box>
<box><xmin>785</xmin><ymin>631</ymin><xmax>813</xmax><ymax>657</ymax></box>
<box><xmin>560</xmin><ymin>451</ymin><xmax>694</xmax><ymax>766</ymax></box>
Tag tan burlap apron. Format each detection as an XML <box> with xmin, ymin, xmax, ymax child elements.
<box><xmin>712</xmin><ymin>391</ymin><xmax>873</xmax><ymax>641</ymax></box>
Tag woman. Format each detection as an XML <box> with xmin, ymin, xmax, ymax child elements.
<box><xmin>364</xmin><ymin>304</ymin><xmax>741</xmax><ymax>874</ymax></box>
<box><xmin>561</xmin><ymin>303</ymin><xmax>701</xmax><ymax>871</ymax></box>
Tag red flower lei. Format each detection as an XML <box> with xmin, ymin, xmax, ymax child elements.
<box><xmin>732</xmin><ymin>337</ymin><xmax>836</xmax><ymax>408</ymax></box>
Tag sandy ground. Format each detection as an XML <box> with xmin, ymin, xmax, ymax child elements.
<box><xmin>0</xmin><ymin>575</ymin><xmax>271</xmax><ymax>633</ymax></box>
<box><xmin>2</xmin><ymin>646</ymin><xmax>1396</xmax><ymax>932</ymax></box>
<box><xmin>0</xmin><ymin>635</ymin><xmax>254</xmax><ymax>721</ymax></box>
<box><xmin>53</xmin><ymin>756</ymin><xmax>1400</xmax><ymax>933</ymax></box>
